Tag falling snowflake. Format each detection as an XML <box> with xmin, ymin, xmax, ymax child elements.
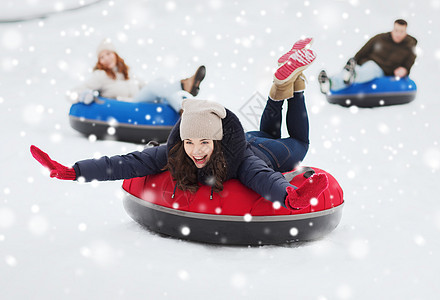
<box><xmin>30</xmin><ymin>204</ymin><xmax>39</xmax><ymax>213</ymax></box>
<box><xmin>22</xmin><ymin>104</ymin><xmax>45</xmax><ymax>125</ymax></box>
<box><xmin>181</xmin><ymin>226</ymin><xmax>190</xmax><ymax>236</ymax></box>
<box><xmin>28</xmin><ymin>215</ymin><xmax>49</xmax><ymax>236</ymax></box>
<box><xmin>178</xmin><ymin>270</ymin><xmax>190</xmax><ymax>281</ymax></box>
<box><xmin>289</xmin><ymin>227</ymin><xmax>299</xmax><ymax>236</ymax></box>
<box><xmin>337</xmin><ymin>284</ymin><xmax>353</xmax><ymax>299</ymax></box>
<box><xmin>205</xmin><ymin>176</ymin><xmax>215</xmax><ymax>186</ymax></box>
<box><xmin>107</xmin><ymin>127</ymin><xmax>116</xmax><ymax>135</ymax></box>
<box><xmin>0</xmin><ymin>207</ymin><xmax>15</xmax><ymax>228</ymax></box>
<box><xmin>423</xmin><ymin>148</ymin><xmax>440</xmax><ymax>170</ymax></box>
<box><xmin>414</xmin><ymin>235</ymin><xmax>426</xmax><ymax>246</ymax></box>
<box><xmin>2</xmin><ymin>29</ymin><xmax>23</xmax><ymax>50</ymax></box>
<box><xmin>5</xmin><ymin>255</ymin><xmax>17</xmax><ymax>267</ymax></box>
<box><xmin>348</xmin><ymin>239</ymin><xmax>369</xmax><ymax>259</ymax></box>
<box><xmin>88</xmin><ymin>134</ymin><xmax>97</xmax><ymax>142</ymax></box>
<box><xmin>272</xmin><ymin>201</ymin><xmax>281</xmax><ymax>209</ymax></box>
<box><xmin>78</xmin><ymin>223</ymin><xmax>87</xmax><ymax>232</ymax></box>
<box><xmin>377</xmin><ymin>123</ymin><xmax>390</xmax><ymax>134</ymax></box>
<box><xmin>230</xmin><ymin>273</ymin><xmax>247</xmax><ymax>288</ymax></box>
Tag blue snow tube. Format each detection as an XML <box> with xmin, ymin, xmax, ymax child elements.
<box><xmin>326</xmin><ymin>76</ymin><xmax>417</xmax><ymax>108</ymax></box>
<box><xmin>69</xmin><ymin>97</ymin><xmax>180</xmax><ymax>143</ymax></box>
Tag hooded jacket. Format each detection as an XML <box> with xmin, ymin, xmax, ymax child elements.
<box><xmin>354</xmin><ymin>32</ymin><xmax>417</xmax><ymax>75</ymax></box>
<box><xmin>73</xmin><ymin>108</ymin><xmax>292</xmax><ymax>203</ymax></box>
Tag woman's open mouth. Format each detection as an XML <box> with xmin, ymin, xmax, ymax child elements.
<box><xmin>193</xmin><ymin>155</ymin><xmax>207</xmax><ymax>165</ymax></box>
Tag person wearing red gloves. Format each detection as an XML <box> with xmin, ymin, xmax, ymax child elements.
<box><xmin>31</xmin><ymin>38</ymin><xmax>327</xmax><ymax>211</ymax></box>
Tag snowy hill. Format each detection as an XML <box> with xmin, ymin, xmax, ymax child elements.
<box><xmin>1</xmin><ymin>0</ymin><xmax>439</xmax><ymax>299</ymax></box>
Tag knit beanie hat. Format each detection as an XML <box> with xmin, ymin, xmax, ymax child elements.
<box><xmin>96</xmin><ymin>38</ymin><xmax>117</xmax><ymax>56</ymax></box>
<box><xmin>180</xmin><ymin>99</ymin><xmax>227</xmax><ymax>140</ymax></box>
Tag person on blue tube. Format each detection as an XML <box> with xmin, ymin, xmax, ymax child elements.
<box><xmin>68</xmin><ymin>38</ymin><xmax>206</xmax><ymax>113</ymax></box>
<box><xmin>319</xmin><ymin>19</ymin><xmax>417</xmax><ymax>93</ymax></box>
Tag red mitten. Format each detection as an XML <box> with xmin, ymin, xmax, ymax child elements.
<box><xmin>285</xmin><ymin>173</ymin><xmax>329</xmax><ymax>210</ymax></box>
<box><xmin>30</xmin><ymin>145</ymin><xmax>76</xmax><ymax>180</ymax></box>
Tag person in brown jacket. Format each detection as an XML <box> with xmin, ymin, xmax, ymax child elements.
<box><xmin>319</xmin><ymin>19</ymin><xmax>417</xmax><ymax>93</ymax></box>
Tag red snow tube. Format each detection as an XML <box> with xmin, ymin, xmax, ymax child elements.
<box><xmin>122</xmin><ymin>167</ymin><xmax>344</xmax><ymax>245</ymax></box>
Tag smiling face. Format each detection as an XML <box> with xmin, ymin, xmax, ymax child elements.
<box><xmin>183</xmin><ymin>138</ymin><xmax>214</xmax><ymax>168</ymax></box>
<box><xmin>98</xmin><ymin>50</ymin><xmax>117</xmax><ymax>69</ymax></box>
<box><xmin>391</xmin><ymin>23</ymin><xmax>407</xmax><ymax>43</ymax></box>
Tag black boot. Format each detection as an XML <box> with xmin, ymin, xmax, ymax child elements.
<box><xmin>181</xmin><ymin>66</ymin><xmax>206</xmax><ymax>97</ymax></box>
<box><xmin>342</xmin><ymin>58</ymin><xmax>356</xmax><ymax>84</ymax></box>
<box><xmin>318</xmin><ymin>70</ymin><xmax>330</xmax><ymax>94</ymax></box>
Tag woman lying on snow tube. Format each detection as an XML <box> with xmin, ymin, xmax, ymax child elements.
<box><xmin>67</xmin><ymin>38</ymin><xmax>206</xmax><ymax>143</ymax></box>
<box><xmin>325</xmin><ymin>76</ymin><xmax>417</xmax><ymax>108</ymax></box>
<box><xmin>31</xmin><ymin>39</ymin><xmax>343</xmax><ymax>245</ymax></box>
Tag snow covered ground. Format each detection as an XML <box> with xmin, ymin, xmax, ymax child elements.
<box><xmin>1</xmin><ymin>0</ymin><xmax>440</xmax><ymax>299</ymax></box>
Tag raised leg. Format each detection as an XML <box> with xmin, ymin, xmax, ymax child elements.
<box><xmin>286</xmin><ymin>91</ymin><xmax>309</xmax><ymax>144</ymax></box>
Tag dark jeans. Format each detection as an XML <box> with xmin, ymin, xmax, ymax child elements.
<box><xmin>246</xmin><ymin>92</ymin><xmax>309</xmax><ymax>172</ymax></box>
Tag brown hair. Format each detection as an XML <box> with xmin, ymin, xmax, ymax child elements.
<box><xmin>394</xmin><ymin>19</ymin><xmax>408</xmax><ymax>26</ymax></box>
<box><xmin>93</xmin><ymin>52</ymin><xmax>130</xmax><ymax>80</ymax></box>
<box><xmin>165</xmin><ymin>140</ymin><xmax>227</xmax><ymax>193</ymax></box>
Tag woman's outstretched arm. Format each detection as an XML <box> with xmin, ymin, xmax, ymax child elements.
<box><xmin>31</xmin><ymin>144</ymin><xmax>168</xmax><ymax>182</ymax></box>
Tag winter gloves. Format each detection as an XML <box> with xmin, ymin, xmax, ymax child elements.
<box><xmin>30</xmin><ymin>145</ymin><xmax>77</xmax><ymax>180</ymax></box>
<box><xmin>78</xmin><ymin>89</ymin><xmax>98</xmax><ymax>104</ymax></box>
<box><xmin>285</xmin><ymin>173</ymin><xmax>329</xmax><ymax>210</ymax></box>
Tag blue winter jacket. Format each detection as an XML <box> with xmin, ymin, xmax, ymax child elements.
<box><xmin>73</xmin><ymin>109</ymin><xmax>293</xmax><ymax>203</ymax></box>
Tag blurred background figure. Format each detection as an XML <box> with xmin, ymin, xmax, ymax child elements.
<box><xmin>318</xmin><ymin>19</ymin><xmax>417</xmax><ymax>93</ymax></box>
<box><xmin>68</xmin><ymin>38</ymin><xmax>206</xmax><ymax>112</ymax></box>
